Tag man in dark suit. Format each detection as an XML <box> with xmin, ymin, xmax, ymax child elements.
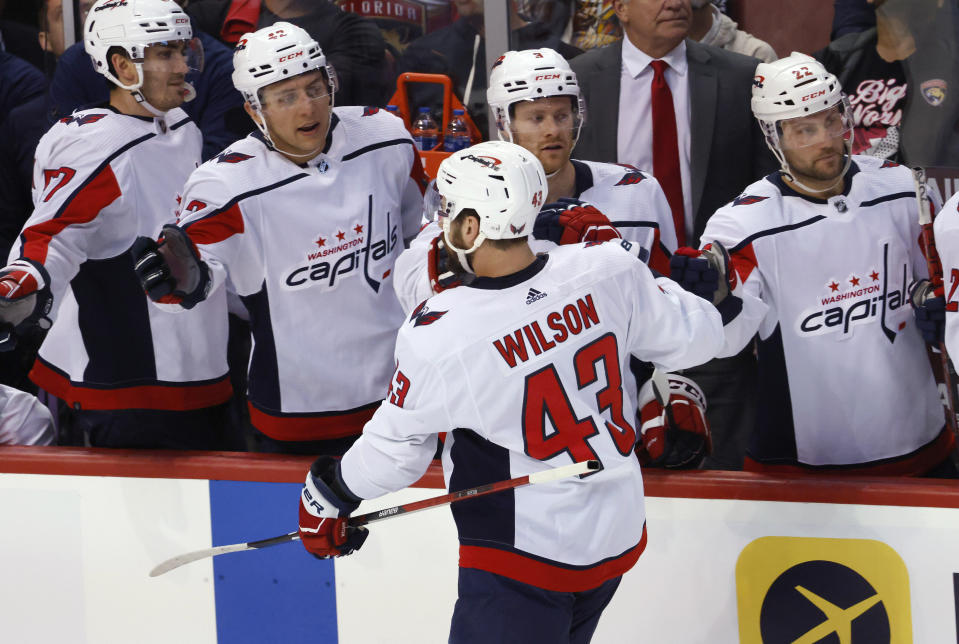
<box><xmin>570</xmin><ymin>0</ymin><xmax>776</xmax><ymax>469</ymax></box>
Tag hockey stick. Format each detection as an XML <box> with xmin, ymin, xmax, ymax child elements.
<box><xmin>913</xmin><ymin>167</ymin><xmax>959</xmax><ymax>452</ymax></box>
<box><xmin>149</xmin><ymin>459</ymin><xmax>600</xmax><ymax>577</ymax></box>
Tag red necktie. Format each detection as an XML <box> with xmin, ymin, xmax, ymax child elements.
<box><xmin>650</xmin><ymin>60</ymin><xmax>686</xmax><ymax>247</ymax></box>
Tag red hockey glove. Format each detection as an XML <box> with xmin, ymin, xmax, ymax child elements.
<box><xmin>636</xmin><ymin>373</ymin><xmax>711</xmax><ymax>469</ymax></box>
<box><xmin>131</xmin><ymin>224</ymin><xmax>211</xmax><ymax>309</ymax></box>
<box><xmin>298</xmin><ymin>456</ymin><xmax>368</xmax><ymax>559</ymax></box>
<box><xmin>668</xmin><ymin>241</ymin><xmax>742</xmax><ymax>325</ymax></box>
<box><xmin>909</xmin><ymin>279</ymin><xmax>946</xmax><ymax>345</ymax></box>
<box><xmin>534</xmin><ymin>198</ymin><xmax>622</xmax><ymax>245</ymax></box>
<box><xmin>427</xmin><ymin>233</ymin><xmax>468</xmax><ymax>293</ymax></box>
<box><xmin>0</xmin><ymin>259</ymin><xmax>53</xmax><ymax>352</ymax></box>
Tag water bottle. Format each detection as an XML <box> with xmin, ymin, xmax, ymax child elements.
<box><xmin>411</xmin><ymin>107</ymin><xmax>439</xmax><ymax>151</ymax></box>
<box><xmin>385</xmin><ymin>104</ymin><xmax>399</xmax><ymax>114</ymax></box>
<box><xmin>443</xmin><ymin>109</ymin><xmax>470</xmax><ymax>152</ymax></box>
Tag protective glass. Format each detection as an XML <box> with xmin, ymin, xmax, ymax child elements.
<box><xmin>777</xmin><ymin>102</ymin><xmax>853</xmax><ymax>151</ymax></box>
<box><xmin>261</xmin><ymin>72</ymin><xmax>338</xmax><ymax>113</ymax></box>
<box><xmin>141</xmin><ymin>38</ymin><xmax>204</xmax><ymax>75</ymax></box>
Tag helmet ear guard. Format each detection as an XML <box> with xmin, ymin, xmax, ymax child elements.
<box><xmin>433</xmin><ymin>141</ymin><xmax>547</xmax><ymax>272</ymax></box>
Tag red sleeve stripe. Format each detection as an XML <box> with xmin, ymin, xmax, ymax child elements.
<box><xmin>730</xmin><ymin>242</ymin><xmax>758</xmax><ymax>288</ymax></box>
<box><xmin>458</xmin><ymin>525</ymin><xmax>646</xmax><ymax>593</ymax></box>
<box><xmin>21</xmin><ymin>165</ymin><xmax>122</xmax><ymax>264</ymax></box>
<box><xmin>409</xmin><ymin>141</ymin><xmax>428</xmax><ymax>196</ymax></box>
<box><xmin>184</xmin><ymin>203</ymin><xmax>245</xmax><ymax>245</ymax></box>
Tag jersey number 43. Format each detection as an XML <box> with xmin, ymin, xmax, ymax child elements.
<box><xmin>522</xmin><ymin>332</ymin><xmax>635</xmax><ymax>466</ymax></box>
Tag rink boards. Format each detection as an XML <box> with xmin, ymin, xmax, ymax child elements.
<box><xmin>1</xmin><ymin>450</ymin><xmax>959</xmax><ymax>643</ymax></box>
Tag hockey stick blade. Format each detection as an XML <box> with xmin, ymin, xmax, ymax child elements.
<box><xmin>149</xmin><ymin>460</ymin><xmax>598</xmax><ymax>576</ymax></box>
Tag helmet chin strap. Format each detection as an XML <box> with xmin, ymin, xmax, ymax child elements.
<box><xmin>252</xmin><ymin>101</ymin><xmax>331</xmax><ymax>160</ymax></box>
<box><xmin>442</xmin><ymin>225</ymin><xmax>486</xmax><ymax>275</ymax></box>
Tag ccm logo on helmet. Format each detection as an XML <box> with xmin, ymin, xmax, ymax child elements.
<box><xmin>278</xmin><ymin>51</ymin><xmax>304</xmax><ymax>63</ymax></box>
<box><xmin>802</xmin><ymin>89</ymin><xmax>827</xmax><ymax>101</ymax></box>
<box><xmin>534</xmin><ymin>74</ymin><xmax>561</xmax><ymax>81</ymax></box>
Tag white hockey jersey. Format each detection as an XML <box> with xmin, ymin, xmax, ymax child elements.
<box><xmin>703</xmin><ymin>156</ymin><xmax>950</xmax><ymax>473</ymax></box>
<box><xmin>936</xmin><ymin>191</ymin><xmax>959</xmax><ymax>361</ymax></box>
<box><xmin>392</xmin><ymin>159</ymin><xmax>677</xmax><ymax>315</ymax></box>
<box><xmin>340</xmin><ymin>242</ymin><xmax>723</xmax><ymax>591</ymax></box>
<box><xmin>12</xmin><ymin>106</ymin><xmax>232</xmax><ymax>411</ymax></box>
<box><xmin>175</xmin><ymin>107</ymin><xmax>425</xmax><ymax>441</ymax></box>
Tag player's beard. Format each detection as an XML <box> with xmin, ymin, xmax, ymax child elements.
<box><xmin>786</xmin><ymin>145</ymin><xmax>846</xmax><ymax>184</ymax></box>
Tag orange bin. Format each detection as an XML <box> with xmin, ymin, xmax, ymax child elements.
<box><xmin>387</xmin><ymin>73</ymin><xmax>484</xmax><ymax>179</ymax></box>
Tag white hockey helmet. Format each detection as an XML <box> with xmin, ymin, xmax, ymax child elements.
<box><xmin>487</xmin><ymin>48</ymin><xmax>586</xmax><ymax>145</ymax></box>
<box><xmin>752</xmin><ymin>52</ymin><xmax>853</xmax><ymax>180</ymax></box>
<box><xmin>432</xmin><ymin>141</ymin><xmax>547</xmax><ymax>271</ymax></box>
<box><xmin>83</xmin><ymin>0</ymin><xmax>202</xmax><ymax>104</ymax></box>
<box><xmin>232</xmin><ymin>22</ymin><xmax>337</xmax><ymax>111</ymax></box>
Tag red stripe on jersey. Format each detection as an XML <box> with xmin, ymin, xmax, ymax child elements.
<box><xmin>744</xmin><ymin>427</ymin><xmax>955</xmax><ymax>477</ymax></box>
<box><xmin>30</xmin><ymin>358</ymin><xmax>232</xmax><ymax>411</ymax></box>
<box><xmin>458</xmin><ymin>525</ymin><xmax>647</xmax><ymax>593</ymax></box>
<box><xmin>186</xmin><ymin>203</ymin><xmax>245</xmax><ymax>245</ymax></box>
<box><xmin>729</xmin><ymin>242</ymin><xmax>758</xmax><ymax>289</ymax></box>
<box><xmin>647</xmin><ymin>228</ymin><xmax>671</xmax><ymax>275</ymax></box>
<box><xmin>21</xmin><ymin>165</ymin><xmax>122</xmax><ymax>263</ymax></box>
<box><xmin>248</xmin><ymin>401</ymin><xmax>378</xmax><ymax>442</ymax></box>
<box><xmin>410</xmin><ymin>147</ymin><xmax>428</xmax><ymax>196</ymax></box>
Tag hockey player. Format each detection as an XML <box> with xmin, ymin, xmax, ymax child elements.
<box><xmin>670</xmin><ymin>52</ymin><xmax>955</xmax><ymax>475</ymax></box>
<box><xmin>133</xmin><ymin>23</ymin><xmax>426</xmax><ymax>454</ymax></box>
<box><xmin>0</xmin><ymin>0</ymin><xmax>237</xmax><ymax>449</ymax></box>
<box><xmin>393</xmin><ymin>48</ymin><xmax>677</xmax><ymax>316</ymax></box>
<box><xmin>296</xmin><ymin>141</ymin><xmax>724</xmax><ymax>643</ymax></box>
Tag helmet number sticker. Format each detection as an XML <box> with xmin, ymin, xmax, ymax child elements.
<box><xmin>267</xmin><ymin>29</ymin><xmax>287</xmax><ymax>40</ymax></box>
<box><xmin>793</xmin><ymin>66</ymin><xmax>813</xmax><ymax>80</ymax></box>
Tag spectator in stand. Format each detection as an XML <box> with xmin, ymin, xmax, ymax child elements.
<box><xmin>687</xmin><ymin>0</ymin><xmax>776</xmax><ymax>63</ymax></box>
<box><xmin>187</xmin><ymin>0</ymin><xmax>389</xmax><ymax>106</ymax></box>
<box><xmin>832</xmin><ymin>0</ymin><xmax>875</xmax><ymax>39</ymax></box>
<box><xmin>816</xmin><ymin>0</ymin><xmax>959</xmax><ymax>166</ymax></box>
<box><xmin>397</xmin><ymin>0</ymin><xmax>582</xmax><ymax>140</ymax></box>
<box><xmin>570</xmin><ymin>0</ymin><xmax>777</xmax><ymax>470</ymax></box>
<box><xmin>0</xmin><ymin>49</ymin><xmax>46</xmax><ymax>126</ymax></box>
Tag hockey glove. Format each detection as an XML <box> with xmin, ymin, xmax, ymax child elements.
<box><xmin>0</xmin><ymin>259</ymin><xmax>53</xmax><ymax>352</ymax></box>
<box><xmin>669</xmin><ymin>242</ymin><xmax>742</xmax><ymax>325</ymax></box>
<box><xmin>427</xmin><ymin>233</ymin><xmax>469</xmax><ymax>293</ymax></box>
<box><xmin>534</xmin><ymin>198</ymin><xmax>622</xmax><ymax>246</ymax></box>
<box><xmin>131</xmin><ymin>224</ymin><xmax>211</xmax><ymax>309</ymax></box>
<box><xmin>636</xmin><ymin>373</ymin><xmax>711</xmax><ymax>469</ymax></box>
<box><xmin>909</xmin><ymin>278</ymin><xmax>946</xmax><ymax>345</ymax></box>
<box><xmin>298</xmin><ymin>456</ymin><xmax>369</xmax><ymax>559</ymax></box>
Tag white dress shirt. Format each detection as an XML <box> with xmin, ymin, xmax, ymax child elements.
<box><xmin>617</xmin><ymin>37</ymin><xmax>694</xmax><ymax>241</ymax></box>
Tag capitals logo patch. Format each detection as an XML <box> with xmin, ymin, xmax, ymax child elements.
<box><xmin>880</xmin><ymin>159</ymin><xmax>900</xmax><ymax>169</ymax></box>
<box><xmin>59</xmin><ymin>114</ymin><xmax>106</xmax><ymax>127</ymax></box>
<box><xmin>409</xmin><ymin>300</ymin><xmax>447</xmax><ymax>327</ymax></box>
<box><xmin>920</xmin><ymin>79</ymin><xmax>947</xmax><ymax>107</ymax></box>
<box><xmin>362</xmin><ymin>107</ymin><xmax>380</xmax><ymax>116</ymax></box>
<box><xmin>733</xmin><ymin>194</ymin><xmax>769</xmax><ymax>207</ymax></box>
<box><xmin>615</xmin><ymin>171</ymin><xmax>645</xmax><ymax>186</ymax></box>
<box><xmin>215</xmin><ymin>151</ymin><xmax>254</xmax><ymax>164</ymax></box>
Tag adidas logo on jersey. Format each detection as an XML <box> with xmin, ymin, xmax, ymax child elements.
<box><xmin>526</xmin><ymin>288</ymin><xmax>547</xmax><ymax>304</ymax></box>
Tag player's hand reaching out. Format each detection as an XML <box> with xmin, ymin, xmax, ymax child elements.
<box><xmin>669</xmin><ymin>241</ymin><xmax>742</xmax><ymax>325</ymax></box>
<box><xmin>298</xmin><ymin>456</ymin><xmax>369</xmax><ymax>559</ymax></box>
<box><xmin>909</xmin><ymin>278</ymin><xmax>946</xmax><ymax>345</ymax></box>
<box><xmin>0</xmin><ymin>259</ymin><xmax>53</xmax><ymax>351</ymax></box>
<box><xmin>534</xmin><ymin>198</ymin><xmax>622</xmax><ymax>245</ymax></box>
<box><xmin>131</xmin><ymin>225</ymin><xmax>211</xmax><ymax>309</ymax></box>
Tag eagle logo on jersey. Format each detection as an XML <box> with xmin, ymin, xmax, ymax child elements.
<box><xmin>215</xmin><ymin>151</ymin><xmax>254</xmax><ymax>164</ymax></box>
<box><xmin>59</xmin><ymin>114</ymin><xmax>106</xmax><ymax>127</ymax></box>
<box><xmin>615</xmin><ymin>171</ymin><xmax>645</xmax><ymax>186</ymax></box>
<box><xmin>733</xmin><ymin>194</ymin><xmax>769</xmax><ymax>207</ymax></box>
<box><xmin>409</xmin><ymin>301</ymin><xmax>447</xmax><ymax>327</ymax></box>
<box><xmin>362</xmin><ymin>107</ymin><xmax>380</xmax><ymax>116</ymax></box>
<box><xmin>880</xmin><ymin>160</ymin><xmax>900</xmax><ymax>169</ymax></box>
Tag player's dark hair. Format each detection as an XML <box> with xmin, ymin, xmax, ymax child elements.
<box><xmin>106</xmin><ymin>46</ymin><xmax>130</xmax><ymax>89</ymax></box>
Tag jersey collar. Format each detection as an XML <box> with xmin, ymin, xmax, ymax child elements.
<box><xmin>570</xmin><ymin>159</ymin><xmax>594</xmax><ymax>198</ymax></box>
<box><xmin>468</xmin><ymin>255</ymin><xmax>549</xmax><ymax>290</ymax></box>
<box><xmin>766</xmin><ymin>159</ymin><xmax>861</xmax><ymax>204</ymax></box>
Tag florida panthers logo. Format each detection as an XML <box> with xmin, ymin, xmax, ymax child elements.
<box><xmin>59</xmin><ymin>114</ymin><xmax>106</xmax><ymax>127</ymax></box>
<box><xmin>409</xmin><ymin>300</ymin><xmax>447</xmax><ymax>327</ymax></box>
<box><xmin>215</xmin><ymin>151</ymin><xmax>254</xmax><ymax>164</ymax></box>
<box><xmin>733</xmin><ymin>194</ymin><xmax>769</xmax><ymax>207</ymax></box>
<box><xmin>615</xmin><ymin>171</ymin><xmax>645</xmax><ymax>186</ymax></box>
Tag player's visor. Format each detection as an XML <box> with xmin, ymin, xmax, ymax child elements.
<box><xmin>777</xmin><ymin>102</ymin><xmax>853</xmax><ymax>151</ymax></box>
<box><xmin>260</xmin><ymin>70</ymin><xmax>338</xmax><ymax>113</ymax></box>
<box><xmin>507</xmin><ymin>97</ymin><xmax>583</xmax><ymax>138</ymax></box>
<box><xmin>424</xmin><ymin>179</ymin><xmax>445</xmax><ymax>223</ymax></box>
<box><xmin>142</xmin><ymin>38</ymin><xmax>204</xmax><ymax>75</ymax></box>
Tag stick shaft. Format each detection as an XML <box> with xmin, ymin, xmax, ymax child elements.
<box><xmin>150</xmin><ymin>460</ymin><xmax>599</xmax><ymax>576</ymax></box>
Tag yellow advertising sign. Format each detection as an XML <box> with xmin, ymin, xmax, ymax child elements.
<box><xmin>736</xmin><ymin>536</ymin><xmax>912</xmax><ymax>643</ymax></box>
